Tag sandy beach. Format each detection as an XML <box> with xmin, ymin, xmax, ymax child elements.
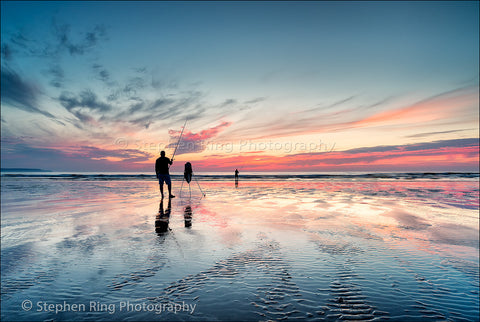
<box><xmin>1</xmin><ymin>175</ymin><xmax>478</xmax><ymax>321</ymax></box>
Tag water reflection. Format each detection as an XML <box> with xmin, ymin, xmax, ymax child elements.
<box><xmin>155</xmin><ymin>198</ymin><xmax>171</xmax><ymax>234</ymax></box>
<box><xmin>184</xmin><ymin>204</ymin><xmax>192</xmax><ymax>228</ymax></box>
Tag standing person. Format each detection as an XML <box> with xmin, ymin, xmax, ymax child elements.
<box><xmin>155</xmin><ymin>151</ymin><xmax>175</xmax><ymax>199</ymax></box>
<box><xmin>235</xmin><ymin>168</ymin><xmax>239</xmax><ymax>187</ymax></box>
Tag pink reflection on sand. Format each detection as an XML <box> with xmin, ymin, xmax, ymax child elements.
<box><xmin>193</xmin><ymin>180</ymin><xmax>478</xmax><ymax>260</ymax></box>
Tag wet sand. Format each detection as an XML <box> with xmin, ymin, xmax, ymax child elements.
<box><xmin>1</xmin><ymin>178</ymin><xmax>478</xmax><ymax>321</ymax></box>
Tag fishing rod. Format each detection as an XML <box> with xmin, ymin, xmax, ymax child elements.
<box><xmin>171</xmin><ymin>119</ymin><xmax>188</xmax><ymax>162</ymax></box>
<box><xmin>169</xmin><ymin>120</ymin><xmax>207</xmax><ymax>199</ymax></box>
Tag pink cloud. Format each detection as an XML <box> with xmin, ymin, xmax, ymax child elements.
<box><xmin>167</xmin><ymin>121</ymin><xmax>232</xmax><ymax>155</ymax></box>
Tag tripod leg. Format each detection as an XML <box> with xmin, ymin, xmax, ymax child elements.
<box><xmin>194</xmin><ymin>176</ymin><xmax>206</xmax><ymax>197</ymax></box>
<box><xmin>179</xmin><ymin>177</ymin><xmax>184</xmax><ymax>198</ymax></box>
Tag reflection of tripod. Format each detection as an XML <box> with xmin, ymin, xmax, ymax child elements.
<box><xmin>184</xmin><ymin>205</ymin><xmax>192</xmax><ymax>228</ymax></box>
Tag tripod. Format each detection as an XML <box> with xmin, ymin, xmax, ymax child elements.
<box><xmin>179</xmin><ymin>173</ymin><xmax>206</xmax><ymax>199</ymax></box>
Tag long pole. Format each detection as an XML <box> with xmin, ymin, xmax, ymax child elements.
<box><xmin>171</xmin><ymin>119</ymin><xmax>187</xmax><ymax>162</ymax></box>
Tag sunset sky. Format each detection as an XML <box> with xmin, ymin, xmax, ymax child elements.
<box><xmin>1</xmin><ymin>1</ymin><xmax>478</xmax><ymax>172</ymax></box>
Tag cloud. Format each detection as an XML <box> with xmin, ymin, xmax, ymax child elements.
<box><xmin>223</xmin><ymin>95</ymin><xmax>392</xmax><ymax>140</ymax></box>
<box><xmin>343</xmin><ymin>138</ymin><xmax>479</xmax><ymax>154</ymax></box>
<box><xmin>217</xmin><ymin>98</ymin><xmax>255</xmax><ymax>113</ymax></box>
<box><xmin>190</xmin><ymin>138</ymin><xmax>479</xmax><ymax>172</ymax></box>
<box><xmin>122</xmin><ymin>76</ymin><xmax>146</xmax><ymax>98</ymax></box>
<box><xmin>167</xmin><ymin>121</ymin><xmax>232</xmax><ymax>155</ymax></box>
<box><xmin>352</xmin><ymin>85</ymin><xmax>478</xmax><ymax>128</ymax></box>
<box><xmin>405</xmin><ymin>129</ymin><xmax>473</xmax><ymax>139</ymax></box>
<box><xmin>60</xmin><ymin>90</ymin><xmax>112</xmax><ymax>112</ymax></box>
<box><xmin>112</xmin><ymin>90</ymin><xmax>207</xmax><ymax>129</ymax></box>
<box><xmin>45</xmin><ymin>64</ymin><xmax>65</xmax><ymax>88</ymax></box>
<box><xmin>2</xmin><ymin>31</ymin><xmax>31</xmax><ymax>57</ymax></box>
<box><xmin>324</xmin><ymin>96</ymin><xmax>356</xmax><ymax>109</ymax></box>
<box><xmin>1</xmin><ymin>43</ymin><xmax>14</xmax><ymax>61</ymax></box>
<box><xmin>0</xmin><ymin>66</ymin><xmax>55</xmax><ymax>118</ymax></box>
<box><xmin>3</xmin><ymin>14</ymin><xmax>239</xmax><ymax>134</ymax></box>
<box><xmin>244</xmin><ymin>97</ymin><xmax>266</xmax><ymax>105</ymax></box>
<box><xmin>66</xmin><ymin>145</ymin><xmax>152</xmax><ymax>163</ymax></box>
<box><xmin>293</xmin><ymin>138</ymin><xmax>480</xmax><ymax>165</ymax></box>
<box><xmin>220</xmin><ymin>99</ymin><xmax>237</xmax><ymax>107</ymax></box>
<box><xmin>300</xmin><ymin>95</ymin><xmax>356</xmax><ymax>115</ymax></box>
<box><xmin>1</xmin><ymin>20</ymin><xmax>108</xmax><ymax>63</ymax></box>
<box><xmin>224</xmin><ymin>85</ymin><xmax>477</xmax><ymax>142</ymax></box>
<box><xmin>52</xmin><ymin>21</ymin><xmax>107</xmax><ymax>56</ymax></box>
<box><xmin>105</xmin><ymin>72</ymin><xmax>154</xmax><ymax>103</ymax></box>
<box><xmin>92</xmin><ymin>63</ymin><xmax>112</xmax><ymax>85</ymax></box>
<box><xmin>54</xmin><ymin>82</ymin><xmax>209</xmax><ymax>131</ymax></box>
<box><xmin>59</xmin><ymin>90</ymin><xmax>113</xmax><ymax>125</ymax></box>
<box><xmin>1</xmin><ymin>138</ymin><xmax>153</xmax><ymax>171</ymax></box>
<box><xmin>48</xmin><ymin>67</ymin><xmax>210</xmax><ymax>131</ymax></box>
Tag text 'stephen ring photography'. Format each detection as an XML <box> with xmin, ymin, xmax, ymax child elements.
<box><xmin>1</xmin><ymin>1</ymin><xmax>478</xmax><ymax>322</ymax></box>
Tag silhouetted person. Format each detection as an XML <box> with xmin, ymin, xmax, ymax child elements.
<box><xmin>155</xmin><ymin>198</ymin><xmax>171</xmax><ymax>234</ymax></box>
<box><xmin>184</xmin><ymin>205</ymin><xmax>192</xmax><ymax>228</ymax></box>
<box><xmin>235</xmin><ymin>169</ymin><xmax>239</xmax><ymax>187</ymax></box>
<box><xmin>155</xmin><ymin>151</ymin><xmax>175</xmax><ymax>198</ymax></box>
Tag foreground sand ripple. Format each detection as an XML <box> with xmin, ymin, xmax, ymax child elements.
<box><xmin>323</xmin><ymin>264</ymin><xmax>388</xmax><ymax>321</ymax></box>
<box><xmin>143</xmin><ymin>237</ymin><xmax>326</xmax><ymax>320</ymax></box>
<box><xmin>1</xmin><ymin>178</ymin><xmax>478</xmax><ymax>321</ymax></box>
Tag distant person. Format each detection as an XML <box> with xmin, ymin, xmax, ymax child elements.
<box><xmin>155</xmin><ymin>151</ymin><xmax>175</xmax><ymax>199</ymax></box>
<box><xmin>235</xmin><ymin>168</ymin><xmax>239</xmax><ymax>187</ymax></box>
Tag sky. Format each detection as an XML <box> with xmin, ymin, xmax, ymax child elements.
<box><xmin>1</xmin><ymin>1</ymin><xmax>479</xmax><ymax>172</ymax></box>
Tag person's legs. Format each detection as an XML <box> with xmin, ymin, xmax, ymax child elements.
<box><xmin>159</xmin><ymin>175</ymin><xmax>165</xmax><ymax>197</ymax></box>
<box><xmin>165</xmin><ymin>175</ymin><xmax>175</xmax><ymax>198</ymax></box>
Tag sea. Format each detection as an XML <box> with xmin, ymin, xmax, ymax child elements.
<box><xmin>1</xmin><ymin>170</ymin><xmax>479</xmax><ymax>181</ymax></box>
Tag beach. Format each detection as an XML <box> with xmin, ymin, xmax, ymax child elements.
<box><xmin>1</xmin><ymin>174</ymin><xmax>479</xmax><ymax>321</ymax></box>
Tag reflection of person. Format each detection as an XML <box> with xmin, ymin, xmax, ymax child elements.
<box><xmin>155</xmin><ymin>198</ymin><xmax>171</xmax><ymax>234</ymax></box>
<box><xmin>155</xmin><ymin>151</ymin><xmax>175</xmax><ymax>199</ymax></box>
<box><xmin>184</xmin><ymin>205</ymin><xmax>192</xmax><ymax>228</ymax></box>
